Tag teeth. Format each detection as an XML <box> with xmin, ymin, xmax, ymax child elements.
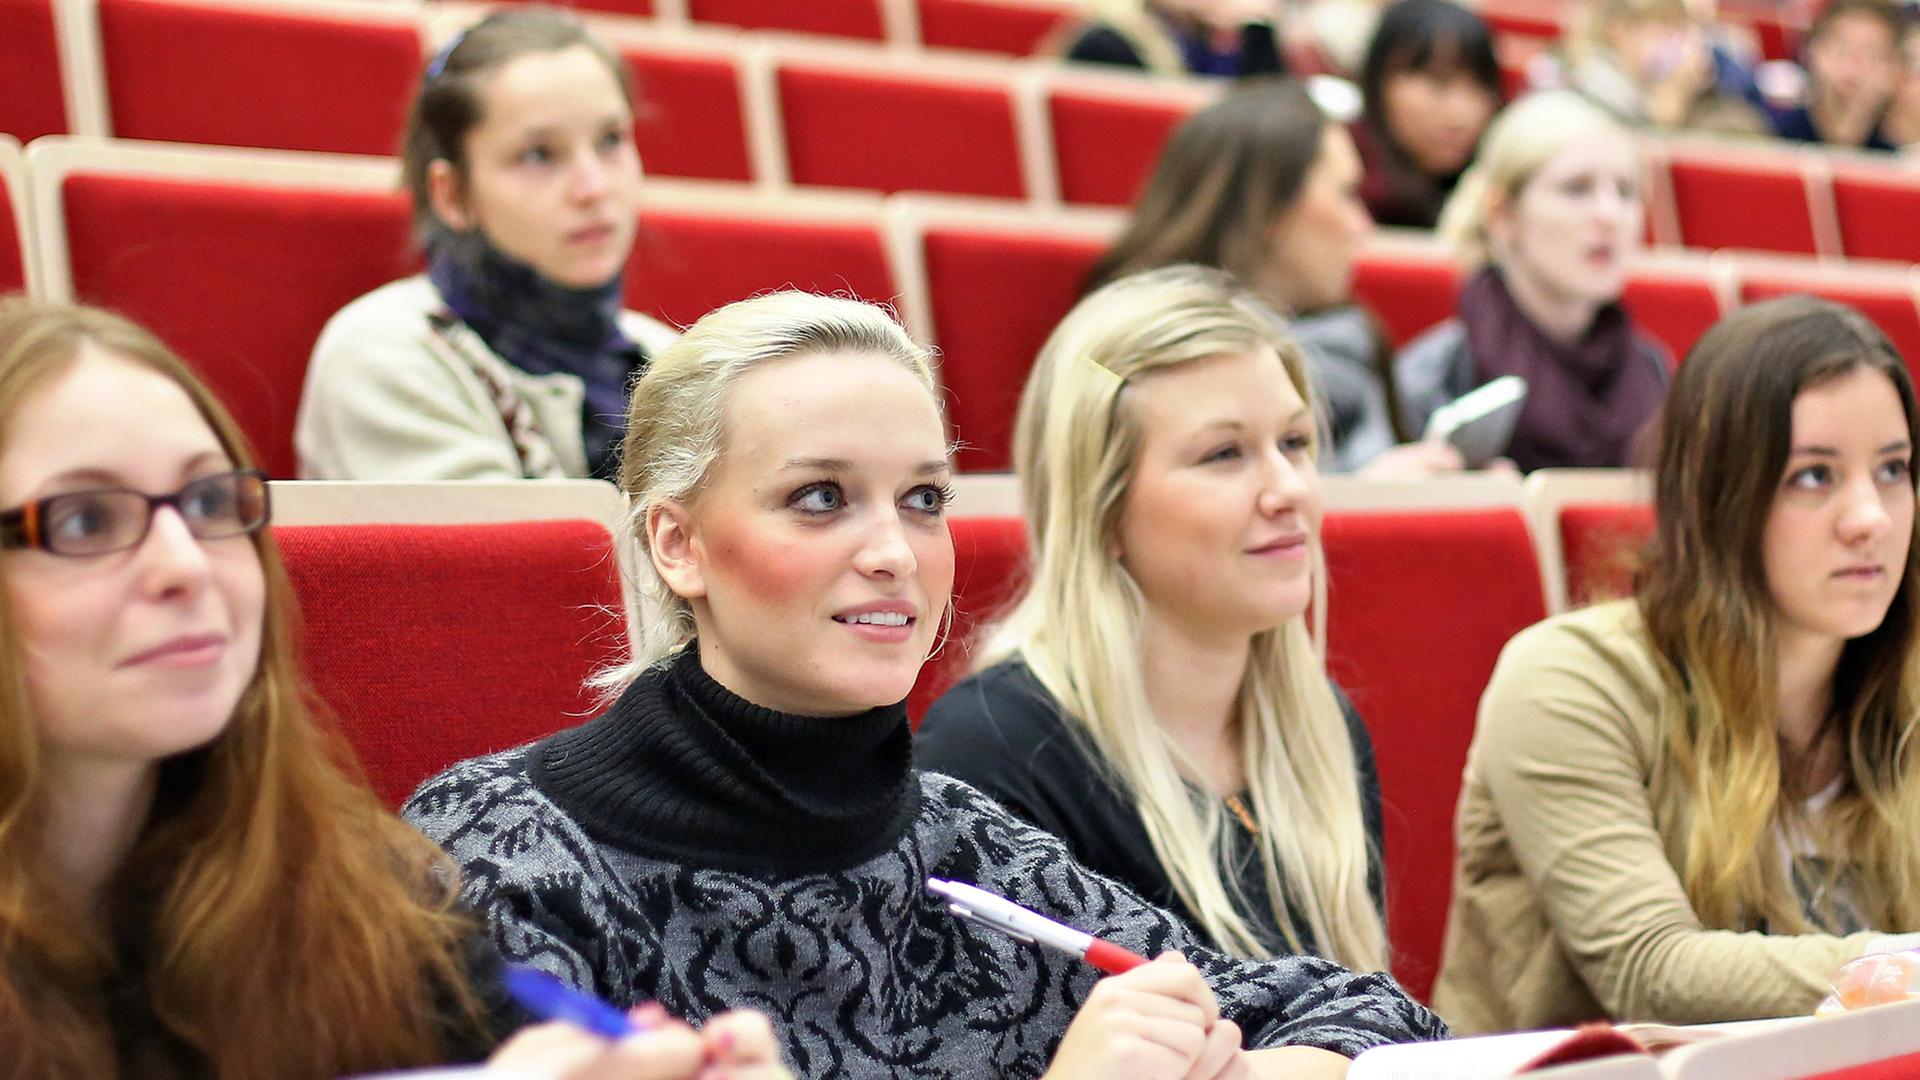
<box><xmin>843</xmin><ymin>612</ymin><xmax>909</xmax><ymax>626</ymax></box>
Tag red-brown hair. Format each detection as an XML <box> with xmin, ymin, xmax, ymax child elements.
<box><xmin>0</xmin><ymin>298</ymin><xmax>488</xmax><ymax>1077</ymax></box>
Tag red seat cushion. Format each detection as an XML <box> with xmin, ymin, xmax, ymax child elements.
<box><xmin>1831</xmin><ymin>168</ymin><xmax>1920</xmax><ymax>263</ymax></box>
<box><xmin>1667</xmin><ymin>155</ymin><xmax>1818</xmax><ymax>254</ymax></box>
<box><xmin>0</xmin><ymin>0</ymin><xmax>68</xmax><ymax>141</ymax></box>
<box><xmin>61</xmin><ymin>173</ymin><xmax>414</xmax><ymax>478</ymax></box>
<box><xmin>0</xmin><ymin>169</ymin><xmax>23</xmax><ymax>295</ymax></box>
<box><xmin>1049</xmin><ymin>88</ymin><xmax>1197</xmax><ymax>207</ymax></box>
<box><xmin>627</xmin><ymin>208</ymin><xmax>896</xmax><ymax>330</ymax></box>
<box><xmin>1803</xmin><ymin>1051</ymin><xmax>1920</xmax><ymax>1079</ymax></box>
<box><xmin>1351</xmin><ymin>252</ymin><xmax>1461</xmax><ymax>348</ymax></box>
<box><xmin>622</xmin><ymin>44</ymin><xmax>754</xmax><ymax>182</ymax></box>
<box><xmin>690</xmin><ymin>0</ymin><xmax>885</xmax><ymax>40</ymax></box>
<box><xmin>1621</xmin><ymin>270</ymin><xmax>1722</xmax><ymax>365</ymax></box>
<box><xmin>1740</xmin><ymin>276</ymin><xmax>1920</xmax><ymax>385</ymax></box>
<box><xmin>918</xmin><ymin>0</ymin><xmax>1074</xmax><ymax>55</ymax></box>
<box><xmin>1560</xmin><ymin>504</ymin><xmax>1654</xmax><ymax>608</ymax></box>
<box><xmin>776</xmin><ymin>64</ymin><xmax>1026</xmax><ymax>198</ymax></box>
<box><xmin>278</xmin><ymin>521</ymin><xmax>628</xmax><ymax>808</ymax></box>
<box><xmin>100</xmin><ymin>0</ymin><xmax>420</xmax><ymax>155</ymax></box>
<box><xmin>908</xmin><ymin>515</ymin><xmax>1029</xmax><ymax>723</ymax></box>
<box><xmin>1322</xmin><ymin>507</ymin><xmax>1547</xmax><ymax>1002</ymax></box>
<box><xmin>920</xmin><ymin>224</ymin><xmax>1105</xmax><ymax>470</ymax></box>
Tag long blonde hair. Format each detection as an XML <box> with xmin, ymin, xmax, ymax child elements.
<box><xmin>980</xmin><ymin>265</ymin><xmax>1387</xmax><ymax>968</ymax></box>
<box><xmin>1639</xmin><ymin>296</ymin><xmax>1920</xmax><ymax>934</ymax></box>
<box><xmin>1436</xmin><ymin>91</ymin><xmax>1632</xmax><ymax>269</ymax></box>
<box><xmin>598</xmin><ymin>291</ymin><xmax>940</xmax><ymax>691</ymax></box>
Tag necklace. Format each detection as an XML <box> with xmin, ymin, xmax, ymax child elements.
<box><xmin>1224</xmin><ymin>794</ymin><xmax>1260</xmax><ymax>835</ymax></box>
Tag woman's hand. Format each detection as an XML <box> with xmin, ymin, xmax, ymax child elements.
<box><xmin>1357</xmin><ymin>441</ymin><xmax>1467</xmax><ymax>478</ymax></box>
<box><xmin>1044</xmin><ymin>952</ymin><xmax>1250</xmax><ymax>1080</ymax></box>
<box><xmin>483</xmin><ymin>1005</ymin><xmax>793</xmax><ymax>1080</ymax></box>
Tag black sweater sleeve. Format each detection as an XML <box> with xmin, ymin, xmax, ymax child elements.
<box><xmin>1063</xmin><ymin>24</ymin><xmax>1148</xmax><ymax>68</ymax></box>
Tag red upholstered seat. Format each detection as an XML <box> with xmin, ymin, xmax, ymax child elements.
<box><xmin>1740</xmin><ymin>275</ymin><xmax>1920</xmax><ymax>383</ymax></box>
<box><xmin>918</xmin><ymin>0</ymin><xmax>1075</xmax><ymax>55</ymax></box>
<box><xmin>918</xmin><ymin>222</ymin><xmax>1105</xmax><ymax>470</ymax></box>
<box><xmin>1049</xmin><ymin>86</ymin><xmax>1199</xmax><ymax>208</ymax></box>
<box><xmin>908</xmin><ymin>515</ymin><xmax>1029</xmax><ymax>723</ymax></box>
<box><xmin>1803</xmin><ymin>1051</ymin><xmax>1920</xmax><ymax>1079</ymax></box>
<box><xmin>278</xmin><ymin>521</ymin><xmax>627</xmax><ymax>808</ymax></box>
<box><xmin>60</xmin><ymin>172</ymin><xmax>413</xmax><ymax>477</ymax></box>
<box><xmin>98</xmin><ymin>0</ymin><xmax>421</xmax><ymax>155</ymax></box>
<box><xmin>1621</xmin><ymin>267</ymin><xmax>1723</xmax><ymax>364</ymax></box>
<box><xmin>0</xmin><ymin>160</ymin><xmax>23</xmax><ymax>296</ymax></box>
<box><xmin>1831</xmin><ymin>166</ymin><xmax>1920</xmax><ymax>263</ymax></box>
<box><xmin>1560</xmin><ymin>503</ymin><xmax>1654</xmax><ymax>608</ymax></box>
<box><xmin>627</xmin><ymin>205</ymin><xmax>896</xmax><ymax>330</ymax></box>
<box><xmin>1666</xmin><ymin>151</ymin><xmax>1819</xmax><ymax>254</ymax></box>
<box><xmin>1321</xmin><ymin>507</ymin><xmax>1548</xmax><ymax>1002</ymax></box>
<box><xmin>0</xmin><ymin>0</ymin><xmax>68</xmax><ymax>141</ymax></box>
<box><xmin>621</xmin><ymin>41</ymin><xmax>754</xmax><ymax>182</ymax></box>
<box><xmin>775</xmin><ymin>61</ymin><xmax>1027</xmax><ymax>198</ymax></box>
<box><xmin>1351</xmin><ymin>249</ymin><xmax>1461</xmax><ymax>348</ymax></box>
<box><xmin>690</xmin><ymin>0</ymin><xmax>885</xmax><ymax>40</ymax></box>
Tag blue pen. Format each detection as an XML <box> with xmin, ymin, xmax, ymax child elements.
<box><xmin>502</xmin><ymin>965</ymin><xmax>648</xmax><ymax>1039</ymax></box>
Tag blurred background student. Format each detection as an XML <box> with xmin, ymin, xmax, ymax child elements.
<box><xmin>1059</xmin><ymin>0</ymin><xmax>1287</xmax><ymax>76</ymax></box>
<box><xmin>1398</xmin><ymin>91</ymin><xmax>1670</xmax><ymax>472</ymax></box>
<box><xmin>1771</xmin><ymin>0</ymin><xmax>1904</xmax><ymax>149</ymax></box>
<box><xmin>1090</xmin><ymin>78</ymin><xmax>1464</xmax><ymax>476</ymax></box>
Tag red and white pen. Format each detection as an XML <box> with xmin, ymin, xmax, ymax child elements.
<box><xmin>927</xmin><ymin>877</ymin><xmax>1149</xmax><ymax>975</ymax></box>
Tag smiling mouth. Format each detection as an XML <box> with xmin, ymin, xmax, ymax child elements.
<box><xmin>832</xmin><ymin>612</ymin><xmax>913</xmax><ymax>627</ymax></box>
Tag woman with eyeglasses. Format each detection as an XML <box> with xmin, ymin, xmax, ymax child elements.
<box><xmin>0</xmin><ymin>298</ymin><xmax>786</xmax><ymax>1078</ymax></box>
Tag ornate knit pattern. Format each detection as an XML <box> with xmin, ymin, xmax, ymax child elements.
<box><xmin>404</xmin><ymin>764</ymin><xmax>1445</xmax><ymax>1077</ymax></box>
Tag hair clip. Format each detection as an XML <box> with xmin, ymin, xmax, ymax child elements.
<box><xmin>1079</xmin><ymin>354</ymin><xmax>1125</xmax><ymax>392</ymax></box>
<box><xmin>425</xmin><ymin>27</ymin><xmax>470</xmax><ymax>80</ymax></box>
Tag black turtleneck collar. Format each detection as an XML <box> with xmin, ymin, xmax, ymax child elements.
<box><xmin>529</xmin><ymin>646</ymin><xmax>919</xmax><ymax>875</ymax></box>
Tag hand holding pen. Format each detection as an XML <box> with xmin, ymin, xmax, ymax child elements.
<box><xmin>486</xmin><ymin>967</ymin><xmax>793</xmax><ymax>1080</ymax></box>
<box><xmin>926</xmin><ymin>880</ymin><xmax>1251</xmax><ymax>1080</ymax></box>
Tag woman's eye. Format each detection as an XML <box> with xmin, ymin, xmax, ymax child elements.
<box><xmin>902</xmin><ymin>485</ymin><xmax>953</xmax><ymax>516</ymax></box>
<box><xmin>1281</xmin><ymin>432</ymin><xmax>1314</xmax><ymax>456</ymax></box>
<box><xmin>1787</xmin><ymin>464</ymin><xmax>1833</xmax><ymax>491</ymax></box>
<box><xmin>45</xmin><ymin>496</ymin><xmax>118</xmax><ymax>541</ymax></box>
<box><xmin>181</xmin><ymin>481</ymin><xmax>235</xmax><ymax>522</ymax></box>
<box><xmin>790</xmin><ymin>483</ymin><xmax>843</xmax><ymax>514</ymax></box>
<box><xmin>517</xmin><ymin>143</ymin><xmax>556</xmax><ymax>166</ymax></box>
<box><xmin>598</xmin><ymin>128</ymin><xmax>627</xmax><ymax>151</ymax></box>
<box><xmin>1877</xmin><ymin>458</ymin><xmax>1914</xmax><ymax>485</ymax></box>
<box><xmin>1201</xmin><ymin>444</ymin><xmax>1243</xmax><ymax>464</ymax></box>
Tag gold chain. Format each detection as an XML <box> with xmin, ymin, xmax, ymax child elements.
<box><xmin>1224</xmin><ymin>794</ymin><xmax>1260</xmax><ymax>836</ymax></box>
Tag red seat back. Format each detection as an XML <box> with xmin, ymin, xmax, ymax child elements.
<box><xmin>99</xmin><ymin>0</ymin><xmax>421</xmax><ymax>155</ymax></box>
<box><xmin>1831</xmin><ymin>167</ymin><xmax>1920</xmax><ymax>263</ymax></box>
<box><xmin>690</xmin><ymin>0</ymin><xmax>885</xmax><ymax>39</ymax></box>
<box><xmin>0</xmin><ymin>0</ymin><xmax>68</xmax><ymax>141</ymax></box>
<box><xmin>1321</xmin><ymin>507</ymin><xmax>1547</xmax><ymax>1002</ymax></box>
<box><xmin>1351</xmin><ymin>250</ymin><xmax>1461</xmax><ymax>348</ymax></box>
<box><xmin>0</xmin><ymin>161</ymin><xmax>23</xmax><ymax>295</ymax></box>
<box><xmin>919</xmin><ymin>222</ymin><xmax>1105</xmax><ymax>470</ymax></box>
<box><xmin>278</xmin><ymin>520</ymin><xmax>627</xmax><ymax>808</ymax></box>
<box><xmin>622</xmin><ymin>42</ymin><xmax>755</xmax><ymax>182</ymax></box>
<box><xmin>1667</xmin><ymin>153</ymin><xmax>1818</xmax><ymax>254</ymax></box>
<box><xmin>909</xmin><ymin>515</ymin><xmax>1029</xmax><ymax>722</ymax></box>
<box><xmin>60</xmin><ymin>172</ymin><xmax>414</xmax><ymax>478</ymax></box>
<box><xmin>1621</xmin><ymin>268</ymin><xmax>1722</xmax><ymax>364</ymax></box>
<box><xmin>1560</xmin><ymin>503</ymin><xmax>1654</xmax><ymax>609</ymax></box>
<box><xmin>918</xmin><ymin>0</ymin><xmax>1074</xmax><ymax>55</ymax></box>
<box><xmin>627</xmin><ymin>205</ymin><xmax>896</xmax><ymax>329</ymax></box>
<box><xmin>775</xmin><ymin>62</ymin><xmax>1027</xmax><ymax>198</ymax></box>
<box><xmin>1740</xmin><ymin>276</ymin><xmax>1920</xmax><ymax>384</ymax></box>
<box><xmin>1049</xmin><ymin>86</ymin><xmax>1198</xmax><ymax>207</ymax></box>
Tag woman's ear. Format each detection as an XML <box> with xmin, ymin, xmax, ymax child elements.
<box><xmin>1483</xmin><ymin>189</ymin><xmax>1516</xmax><ymax>263</ymax></box>
<box><xmin>426</xmin><ymin>159</ymin><xmax>473</xmax><ymax>233</ymax></box>
<box><xmin>646</xmin><ymin>500</ymin><xmax>708</xmax><ymax>601</ymax></box>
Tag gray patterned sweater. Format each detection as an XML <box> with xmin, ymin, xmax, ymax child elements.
<box><xmin>402</xmin><ymin>648</ymin><xmax>1445</xmax><ymax>1077</ymax></box>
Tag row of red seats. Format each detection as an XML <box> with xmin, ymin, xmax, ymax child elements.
<box><xmin>6</xmin><ymin>136</ymin><xmax>1919</xmax><ymax>477</ymax></box>
<box><xmin>5</xmin><ymin>0</ymin><xmax>1918</xmax><ymax>262</ymax></box>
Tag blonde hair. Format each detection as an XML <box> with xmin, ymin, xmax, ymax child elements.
<box><xmin>980</xmin><ymin>265</ymin><xmax>1387</xmax><ymax>968</ymax></box>
<box><xmin>598</xmin><ymin>291</ymin><xmax>940</xmax><ymax>690</ymax></box>
<box><xmin>1578</xmin><ymin>0</ymin><xmax>1690</xmax><ymax>61</ymax></box>
<box><xmin>1436</xmin><ymin>91</ymin><xmax>1633</xmax><ymax>269</ymax></box>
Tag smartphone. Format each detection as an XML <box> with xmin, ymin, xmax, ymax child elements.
<box><xmin>1422</xmin><ymin>375</ymin><xmax>1528</xmax><ymax>469</ymax></box>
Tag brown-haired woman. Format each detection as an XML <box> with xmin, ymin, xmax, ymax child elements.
<box><xmin>1436</xmin><ymin>295</ymin><xmax>1920</xmax><ymax>1034</ymax></box>
<box><xmin>0</xmin><ymin>298</ymin><xmax>782</xmax><ymax>1078</ymax></box>
<box><xmin>1088</xmin><ymin>77</ymin><xmax>1461</xmax><ymax>477</ymax></box>
<box><xmin>297</xmin><ymin>7</ymin><xmax>675</xmax><ymax>482</ymax></box>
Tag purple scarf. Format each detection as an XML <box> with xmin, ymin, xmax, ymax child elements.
<box><xmin>1458</xmin><ymin>268</ymin><xmax>1667</xmax><ymax>471</ymax></box>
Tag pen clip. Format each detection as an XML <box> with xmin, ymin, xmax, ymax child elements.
<box><xmin>948</xmin><ymin>901</ymin><xmax>1037</xmax><ymax>944</ymax></box>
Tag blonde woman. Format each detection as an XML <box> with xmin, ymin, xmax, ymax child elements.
<box><xmin>1394</xmin><ymin>91</ymin><xmax>1669</xmax><ymax>472</ymax></box>
<box><xmin>1436</xmin><ymin>296</ymin><xmax>1920</xmax><ymax>1034</ymax></box>
<box><xmin>405</xmin><ymin>289</ymin><xmax>1446</xmax><ymax>1078</ymax></box>
<box><xmin>918</xmin><ymin>265</ymin><xmax>1388</xmax><ymax>974</ymax></box>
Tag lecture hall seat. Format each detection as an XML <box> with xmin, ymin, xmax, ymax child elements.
<box><xmin>0</xmin><ymin>138</ymin><xmax>27</xmax><ymax>295</ymax></box>
<box><xmin>278</xmin><ymin>519</ymin><xmax>627</xmax><ymax>808</ymax></box>
<box><xmin>1557</xmin><ymin>503</ymin><xmax>1655</xmax><ymax>609</ymax></box>
<box><xmin>1045</xmin><ymin>74</ymin><xmax>1209</xmax><ymax>208</ymax></box>
<box><xmin>906</xmin><ymin>515</ymin><xmax>1029</xmax><ymax>723</ymax></box>
<box><xmin>1350</xmin><ymin>243</ymin><xmax>1462</xmax><ymax>348</ymax></box>
<box><xmin>916</xmin><ymin>0</ymin><xmax>1076</xmax><ymax>56</ymax></box>
<box><xmin>1664</xmin><ymin>146</ymin><xmax>1822</xmax><ymax>255</ymax></box>
<box><xmin>1830</xmin><ymin>164</ymin><xmax>1920</xmax><ymax>264</ymax></box>
<box><xmin>1321</xmin><ymin>496</ymin><xmax>1548</xmax><ymax>1001</ymax></box>
<box><xmin>1620</xmin><ymin>261</ymin><xmax>1725</xmax><ymax>365</ymax></box>
<box><xmin>689</xmin><ymin>0</ymin><xmax>886</xmax><ymax>40</ymax></box>
<box><xmin>0</xmin><ymin>0</ymin><xmax>68</xmax><ymax>142</ymax></box>
<box><xmin>616</xmin><ymin>33</ymin><xmax>756</xmax><ymax>183</ymax></box>
<box><xmin>1740</xmin><ymin>272</ymin><xmax>1920</xmax><ymax>386</ymax></box>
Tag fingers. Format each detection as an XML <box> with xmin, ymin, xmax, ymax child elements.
<box><xmin>701</xmin><ymin>1010</ymin><xmax>784</xmax><ymax>1065</ymax></box>
<box><xmin>1183</xmin><ymin>1020</ymin><xmax>1246</xmax><ymax>1080</ymax></box>
<box><xmin>484</xmin><ymin>1019</ymin><xmax>706</xmax><ymax>1080</ymax></box>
